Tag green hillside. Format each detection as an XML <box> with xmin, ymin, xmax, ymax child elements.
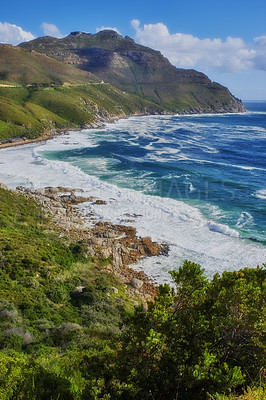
<box><xmin>0</xmin><ymin>83</ymin><xmax>165</xmax><ymax>141</ymax></box>
<box><xmin>0</xmin><ymin>43</ymin><xmax>168</xmax><ymax>142</ymax></box>
<box><xmin>0</xmin><ymin>36</ymin><xmax>246</xmax><ymax>142</ymax></box>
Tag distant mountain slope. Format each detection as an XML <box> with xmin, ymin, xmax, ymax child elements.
<box><xmin>0</xmin><ymin>44</ymin><xmax>100</xmax><ymax>85</ymax></box>
<box><xmin>19</xmin><ymin>30</ymin><xmax>245</xmax><ymax>113</ymax></box>
<box><xmin>0</xmin><ymin>42</ymin><xmax>167</xmax><ymax>142</ymax></box>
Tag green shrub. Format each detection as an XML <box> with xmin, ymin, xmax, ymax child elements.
<box><xmin>105</xmin><ymin>262</ymin><xmax>265</xmax><ymax>399</ymax></box>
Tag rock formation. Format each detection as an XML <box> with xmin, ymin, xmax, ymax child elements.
<box><xmin>15</xmin><ymin>185</ymin><xmax>168</xmax><ymax>298</ymax></box>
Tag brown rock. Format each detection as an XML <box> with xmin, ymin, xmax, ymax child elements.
<box><xmin>94</xmin><ymin>199</ymin><xmax>107</xmax><ymax>205</ymax></box>
<box><xmin>131</xmin><ymin>278</ymin><xmax>143</xmax><ymax>289</ymax></box>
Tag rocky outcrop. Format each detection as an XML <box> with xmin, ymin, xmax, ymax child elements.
<box><xmin>15</xmin><ymin>186</ymin><xmax>168</xmax><ymax>298</ymax></box>
<box><xmin>87</xmin><ymin>221</ymin><xmax>168</xmax><ymax>268</ymax></box>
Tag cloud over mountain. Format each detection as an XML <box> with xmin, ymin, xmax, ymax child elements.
<box><xmin>0</xmin><ymin>22</ymin><xmax>35</xmax><ymax>45</ymax></box>
<box><xmin>96</xmin><ymin>26</ymin><xmax>121</xmax><ymax>34</ymax></box>
<box><xmin>40</xmin><ymin>23</ymin><xmax>63</xmax><ymax>38</ymax></box>
<box><xmin>131</xmin><ymin>20</ymin><xmax>266</xmax><ymax>73</ymax></box>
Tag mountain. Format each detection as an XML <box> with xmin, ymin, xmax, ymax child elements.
<box><xmin>19</xmin><ymin>30</ymin><xmax>245</xmax><ymax>113</ymax></box>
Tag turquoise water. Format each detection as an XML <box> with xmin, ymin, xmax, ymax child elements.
<box><xmin>40</xmin><ymin>102</ymin><xmax>266</xmax><ymax>244</ymax></box>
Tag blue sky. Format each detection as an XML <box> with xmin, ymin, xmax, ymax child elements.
<box><xmin>1</xmin><ymin>0</ymin><xmax>266</xmax><ymax>99</ymax></box>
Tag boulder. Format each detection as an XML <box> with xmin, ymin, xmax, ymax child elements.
<box><xmin>131</xmin><ymin>278</ymin><xmax>143</xmax><ymax>290</ymax></box>
<box><xmin>44</xmin><ymin>187</ymin><xmax>59</xmax><ymax>194</ymax></box>
<box><xmin>94</xmin><ymin>199</ymin><xmax>107</xmax><ymax>205</ymax></box>
<box><xmin>0</xmin><ymin>182</ymin><xmax>8</xmax><ymax>190</ymax></box>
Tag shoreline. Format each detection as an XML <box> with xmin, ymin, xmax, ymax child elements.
<box><xmin>0</xmin><ymin>134</ymin><xmax>59</xmax><ymax>150</ymax></box>
<box><xmin>0</xmin><ymin>111</ymin><xmax>168</xmax><ymax>151</ymax></box>
<box><xmin>0</xmin><ymin>107</ymin><xmax>249</xmax><ymax>151</ymax></box>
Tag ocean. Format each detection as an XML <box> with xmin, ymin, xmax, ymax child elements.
<box><xmin>0</xmin><ymin>101</ymin><xmax>265</xmax><ymax>283</ymax></box>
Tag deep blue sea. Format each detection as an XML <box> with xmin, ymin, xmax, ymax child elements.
<box><xmin>1</xmin><ymin>101</ymin><xmax>265</xmax><ymax>281</ymax></box>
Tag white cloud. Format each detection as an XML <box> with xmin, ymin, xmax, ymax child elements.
<box><xmin>96</xmin><ymin>26</ymin><xmax>121</xmax><ymax>35</ymax></box>
<box><xmin>254</xmin><ymin>36</ymin><xmax>266</xmax><ymax>46</ymax></box>
<box><xmin>130</xmin><ymin>19</ymin><xmax>140</xmax><ymax>31</ymax></box>
<box><xmin>253</xmin><ymin>35</ymin><xmax>266</xmax><ymax>71</ymax></box>
<box><xmin>130</xmin><ymin>20</ymin><xmax>266</xmax><ymax>73</ymax></box>
<box><xmin>41</xmin><ymin>23</ymin><xmax>63</xmax><ymax>38</ymax></box>
<box><xmin>0</xmin><ymin>21</ymin><xmax>35</xmax><ymax>45</ymax></box>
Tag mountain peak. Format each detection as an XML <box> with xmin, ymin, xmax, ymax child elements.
<box><xmin>95</xmin><ymin>30</ymin><xmax>122</xmax><ymax>38</ymax></box>
<box><xmin>69</xmin><ymin>31</ymin><xmax>91</xmax><ymax>37</ymax></box>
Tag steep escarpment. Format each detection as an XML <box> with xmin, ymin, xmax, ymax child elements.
<box><xmin>19</xmin><ymin>30</ymin><xmax>245</xmax><ymax>113</ymax></box>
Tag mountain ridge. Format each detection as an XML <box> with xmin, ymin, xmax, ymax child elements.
<box><xmin>19</xmin><ymin>30</ymin><xmax>245</xmax><ymax>114</ymax></box>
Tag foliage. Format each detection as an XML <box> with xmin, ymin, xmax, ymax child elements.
<box><xmin>103</xmin><ymin>261</ymin><xmax>265</xmax><ymax>399</ymax></box>
<box><xmin>0</xmin><ymin>187</ymin><xmax>131</xmax><ymax>399</ymax></box>
<box><xmin>210</xmin><ymin>385</ymin><xmax>265</xmax><ymax>400</ymax></box>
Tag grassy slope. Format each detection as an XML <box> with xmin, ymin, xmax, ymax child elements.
<box><xmin>0</xmin><ymin>40</ymin><xmax>244</xmax><ymax>142</ymax></box>
<box><xmin>0</xmin><ymin>187</ymin><xmax>131</xmax><ymax>331</ymax></box>
<box><xmin>125</xmin><ymin>82</ymin><xmax>242</xmax><ymax>113</ymax></box>
<box><xmin>18</xmin><ymin>32</ymin><xmax>245</xmax><ymax>113</ymax></box>
<box><xmin>0</xmin><ymin>84</ymin><xmax>165</xmax><ymax>140</ymax></box>
<box><xmin>0</xmin><ymin>43</ymin><xmax>166</xmax><ymax>141</ymax></box>
<box><xmin>0</xmin><ymin>187</ymin><xmax>134</xmax><ymax>397</ymax></box>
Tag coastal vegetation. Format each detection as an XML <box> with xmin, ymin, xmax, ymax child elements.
<box><xmin>0</xmin><ymin>186</ymin><xmax>264</xmax><ymax>399</ymax></box>
<box><xmin>0</xmin><ymin>83</ymin><xmax>165</xmax><ymax>141</ymax></box>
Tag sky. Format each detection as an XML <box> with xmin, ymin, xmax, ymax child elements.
<box><xmin>1</xmin><ymin>0</ymin><xmax>266</xmax><ymax>100</ymax></box>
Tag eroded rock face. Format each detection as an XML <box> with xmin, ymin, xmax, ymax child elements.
<box><xmin>15</xmin><ymin>186</ymin><xmax>168</xmax><ymax>297</ymax></box>
<box><xmin>87</xmin><ymin>221</ymin><xmax>164</xmax><ymax>268</ymax></box>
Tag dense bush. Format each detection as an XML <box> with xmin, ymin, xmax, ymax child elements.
<box><xmin>102</xmin><ymin>261</ymin><xmax>265</xmax><ymax>399</ymax></box>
